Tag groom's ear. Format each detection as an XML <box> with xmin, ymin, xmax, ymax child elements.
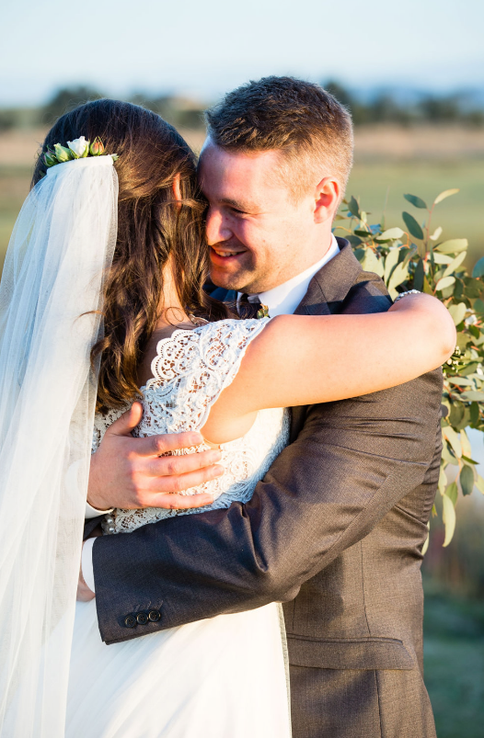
<box><xmin>313</xmin><ymin>177</ymin><xmax>340</xmax><ymax>224</ymax></box>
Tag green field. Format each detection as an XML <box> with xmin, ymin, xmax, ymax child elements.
<box><xmin>1</xmin><ymin>159</ymin><xmax>482</xmax><ymax>274</ymax></box>
<box><xmin>423</xmin><ymin>579</ymin><xmax>484</xmax><ymax>738</ymax></box>
<box><xmin>0</xmin><ymin>165</ymin><xmax>33</xmax><ymax>271</ymax></box>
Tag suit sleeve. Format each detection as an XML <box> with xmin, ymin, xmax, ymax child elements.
<box><xmin>92</xmin><ymin>358</ymin><xmax>443</xmax><ymax>644</ymax></box>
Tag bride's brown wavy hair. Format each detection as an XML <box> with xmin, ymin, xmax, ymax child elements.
<box><xmin>32</xmin><ymin>99</ymin><xmax>230</xmax><ymax>412</ymax></box>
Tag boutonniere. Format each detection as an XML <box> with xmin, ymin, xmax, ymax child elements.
<box><xmin>256</xmin><ymin>304</ymin><xmax>270</xmax><ymax>319</ymax></box>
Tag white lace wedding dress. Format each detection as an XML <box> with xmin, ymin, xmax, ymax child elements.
<box><xmin>67</xmin><ymin>318</ymin><xmax>292</xmax><ymax>738</ymax></box>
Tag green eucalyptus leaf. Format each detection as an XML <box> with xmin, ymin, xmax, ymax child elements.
<box><xmin>469</xmin><ymin>324</ymin><xmax>481</xmax><ymax>339</ymax></box>
<box><xmin>455</xmin><ymin>333</ymin><xmax>471</xmax><ymax>349</ymax></box>
<box><xmin>348</xmin><ymin>196</ymin><xmax>360</xmax><ymax>218</ymax></box>
<box><xmin>375</xmin><ymin>227</ymin><xmax>405</xmax><ymax>242</ymax></box>
<box><xmin>361</xmin><ymin>248</ymin><xmax>384</xmax><ymax>278</ymax></box>
<box><xmin>443</xmin><ymin>251</ymin><xmax>468</xmax><ymax>278</ymax></box>
<box><xmin>442</xmin><ymin>493</ymin><xmax>456</xmax><ymax>546</ymax></box>
<box><xmin>461</xmin><ymin>455</ymin><xmax>479</xmax><ymax>465</ymax></box>
<box><xmin>460</xmin><ymin>430</ymin><xmax>473</xmax><ymax>459</ymax></box>
<box><xmin>435</xmin><ymin>239</ymin><xmax>468</xmax><ymax>254</ymax></box>
<box><xmin>453</xmin><ymin>279</ymin><xmax>465</xmax><ymax>300</ymax></box>
<box><xmin>449</xmin><ymin>402</ymin><xmax>466</xmax><ymax>427</ymax></box>
<box><xmin>430</xmin><ymin>226</ymin><xmax>443</xmax><ymax>241</ymax></box>
<box><xmin>460</xmin><ymin>391</ymin><xmax>484</xmax><ymax>402</ymax></box>
<box><xmin>460</xmin><ymin>362</ymin><xmax>481</xmax><ymax>376</ymax></box>
<box><xmin>413</xmin><ymin>259</ymin><xmax>424</xmax><ymax>291</ymax></box>
<box><xmin>469</xmin><ymin>403</ymin><xmax>480</xmax><ymax>426</ymax></box>
<box><xmin>448</xmin><ymin>376</ymin><xmax>474</xmax><ymax>386</ymax></box>
<box><xmin>421</xmin><ymin>524</ymin><xmax>430</xmax><ymax>556</ymax></box>
<box><xmin>443</xmin><ymin>426</ymin><xmax>462</xmax><ymax>457</ymax></box>
<box><xmin>404</xmin><ymin>193</ymin><xmax>427</xmax><ymax>209</ymax></box>
<box><xmin>402</xmin><ymin>211</ymin><xmax>424</xmax><ymax>240</ymax></box>
<box><xmin>460</xmin><ymin>464</ymin><xmax>475</xmax><ymax>496</ymax></box>
<box><xmin>448</xmin><ymin>302</ymin><xmax>467</xmax><ymax>326</ymax></box>
<box><xmin>384</xmin><ymin>248</ymin><xmax>400</xmax><ymax>283</ymax></box>
<box><xmin>434</xmin><ymin>188</ymin><xmax>459</xmax><ymax>205</ymax></box>
<box><xmin>388</xmin><ymin>261</ymin><xmax>410</xmax><ymax>292</ymax></box>
<box><xmin>472</xmin><ymin>256</ymin><xmax>484</xmax><ymax>278</ymax></box>
<box><xmin>432</xmin><ymin>253</ymin><xmax>453</xmax><ymax>265</ymax></box>
<box><xmin>464</xmin><ymin>278</ymin><xmax>483</xmax><ymax>298</ymax></box>
<box><xmin>474</xmin><ymin>299</ymin><xmax>484</xmax><ymax>315</ymax></box>
<box><xmin>451</xmin><ymin>404</ymin><xmax>471</xmax><ymax>430</ymax></box>
<box><xmin>446</xmin><ymin>481</ymin><xmax>458</xmax><ymax>506</ymax></box>
<box><xmin>422</xmin><ymin>275</ymin><xmax>433</xmax><ymax>295</ymax></box>
<box><xmin>441</xmin><ymin>441</ymin><xmax>458</xmax><ymax>465</ymax></box>
<box><xmin>436</xmin><ymin>276</ymin><xmax>456</xmax><ymax>292</ymax></box>
<box><xmin>438</xmin><ymin>466</ymin><xmax>448</xmax><ymax>493</ymax></box>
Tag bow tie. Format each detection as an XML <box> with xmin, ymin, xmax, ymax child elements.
<box><xmin>238</xmin><ymin>293</ymin><xmax>267</xmax><ymax>319</ymax></box>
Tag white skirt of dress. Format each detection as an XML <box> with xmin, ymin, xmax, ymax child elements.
<box><xmin>66</xmin><ymin>600</ymin><xmax>291</xmax><ymax>738</ymax></box>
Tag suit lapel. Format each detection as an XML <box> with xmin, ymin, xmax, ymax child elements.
<box><xmin>291</xmin><ymin>238</ymin><xmax>362</xmax><ymax>441</ymax></box>
<box><xmin>294</xmin><ymin>239</ymin><xmax>362</xmax><ymax>316</ymax></box>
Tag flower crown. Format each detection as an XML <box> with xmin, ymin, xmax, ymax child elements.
<box><xmin>43</xmin><ymin>136</ymin><xmax>118</xmax><ymax>169</ymax></box>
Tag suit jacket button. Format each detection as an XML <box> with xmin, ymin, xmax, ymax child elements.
<box><xmin>136</xmin><ymin>612</ymin><xmax>148</xmax><ymax>625</ymax></box>
<box><xmin>124</xmin><ymin>614</ymin><xmax>137</xmax><ymax>628</ymax></box>
<box><xmin>148</xmin><ymin>609</ymin><xmax>161</xmax><ymax>622</ymax></box>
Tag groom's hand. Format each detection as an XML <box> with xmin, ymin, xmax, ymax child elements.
<box><xmin>88</xmin><ymin>402</ymin><xmax>224</xmax><ymax>510</ymax></box>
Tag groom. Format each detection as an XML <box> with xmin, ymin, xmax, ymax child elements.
<box><xmin>84</xmin><ymin>77</ymin><xmax>441</xmax><ymax>737</ymax></box>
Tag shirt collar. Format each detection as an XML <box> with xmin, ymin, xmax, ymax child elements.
<box><xmin>239</xmin><ymin>235</ymin><xmax>339</xmax><ymax>317</ymax></box>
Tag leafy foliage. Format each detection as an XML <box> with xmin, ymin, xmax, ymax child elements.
<box><xmin>335</xmin><ymin>189</ymin><xmax>484</xmax><ymax>545</ymax></box>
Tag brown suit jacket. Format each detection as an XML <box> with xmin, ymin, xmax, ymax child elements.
<box><xmin>89</xmin><ymin>240</ymin><xmax>440</xmax><ymax>737</ymax></box>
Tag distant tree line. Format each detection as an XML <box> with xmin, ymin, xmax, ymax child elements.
<box><xmin>0</xmin><ymin>86</ymin><xmax>206</xmax><ymax>132</ymax></box>
<box><xmin>324</xmin><ymin>80</ymin><xmax>484</xmax><ymax>126</ymax></box>
<box><xmin>1</xmin><ymin>82</ymin><xmax>483</xmax><ymax>132</ymax></box>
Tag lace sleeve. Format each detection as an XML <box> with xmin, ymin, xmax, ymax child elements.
<box><xmin>139</xmin><ymin>317</ymin><xmax>270</xmax><ymax>436</ymax></box>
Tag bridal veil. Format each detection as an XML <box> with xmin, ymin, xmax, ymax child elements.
<box><xmin>0</xmin><ymin>156</ymin><xmax>118</xmax><ymax>736</ymax></box>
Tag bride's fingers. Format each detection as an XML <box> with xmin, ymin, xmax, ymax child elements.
<box><xmin>140</xmin><ymin>431</ymin><xmax>206</xmax><ymax>457</ymax></box>
<box><xmin>146</xmin><ymin>449</ymin><xmax>223</xmax><ymax>477</ymax></box>
<box><xmin>139</xmin><ymin>465</ymin><xmax>225</xmax><ymax>500</ymax></box>
<box><xmin>148</xmin><ymin>492</ymin><xmax>217</xmax><ymax>510</ymax></box>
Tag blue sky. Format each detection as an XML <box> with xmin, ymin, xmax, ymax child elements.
<box><xmin>1</xmin><ymin>0</ymin><xmax>483</xmax><ymax>106</ymax></box>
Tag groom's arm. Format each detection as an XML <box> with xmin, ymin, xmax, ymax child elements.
<box><xmin>91</xmin><ymin>363</ymin><xmax>443</xmax><ymax>644</ymax></box>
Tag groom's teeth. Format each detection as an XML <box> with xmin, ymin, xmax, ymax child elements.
<box><xmin>214</xmin><ymin>250</ymin><xmax>239</xmax><ymax>257</ymax></box>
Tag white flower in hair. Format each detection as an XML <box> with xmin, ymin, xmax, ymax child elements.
<box><xmin>67</xmin><ymin>136</ymin><xmax>90</xmax><ymax>158</ymax></box>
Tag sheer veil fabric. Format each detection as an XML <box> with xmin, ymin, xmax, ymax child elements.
<box><xmin>0</xmin><ymin>156</ymin><xmax>118</xmax><ymax>736</ymax></box>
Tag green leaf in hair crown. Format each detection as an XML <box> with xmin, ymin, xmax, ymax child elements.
<box><xmin>43</xmin><ymin>137</ymin><xmax>117</xmax><ymax>169</ymax></box>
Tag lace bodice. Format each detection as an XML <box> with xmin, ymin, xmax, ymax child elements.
<box><xmin>92</xmin><ymin>319</ymin><xmax>290</xmax><ymax>534</ymax></box>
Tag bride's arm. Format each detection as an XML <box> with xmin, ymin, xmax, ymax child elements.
<box><xmin>206</xmin><ymin>293</ymin><xmax>455</xmax><ymax>434</ymax></box>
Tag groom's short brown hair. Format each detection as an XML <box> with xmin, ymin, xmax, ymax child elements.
<box><xmin>205</xmin><ymin>76</ymin><xmax>353</xmax><ymax>200</ymax></box>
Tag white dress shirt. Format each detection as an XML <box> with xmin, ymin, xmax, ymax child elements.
<box><xmin>83</xmin><ymin>235</ymin><xmax>340</xmax><ymax>593</ymax></box>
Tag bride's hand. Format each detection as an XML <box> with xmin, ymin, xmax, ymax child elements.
<box><xmin>88</xmin><ymin>403</ymin><xmax>224</xmax><ymax>510</ymax></box>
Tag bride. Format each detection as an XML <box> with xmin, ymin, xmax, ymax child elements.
<box><xmin>0</xmin><ymin>99</ymin><xmax>455</xmax><ymax>737</ymax></box>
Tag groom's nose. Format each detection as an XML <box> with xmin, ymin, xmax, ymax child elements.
<box><xmin>205</xmin><ymin>207</ymin><xmax>232</xmax><ymax>245</ymax></box>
